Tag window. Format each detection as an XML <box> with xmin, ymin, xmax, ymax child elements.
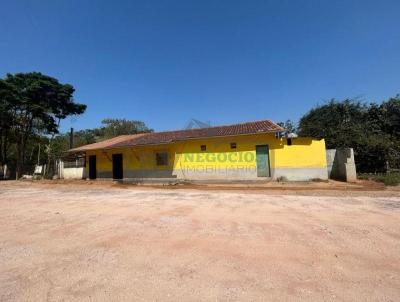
<box><xmin>230</xmin><ymin>142</ymin><xmax>237</xmax><ymax>149</ymax></box>
<box><xmin>155</xmin><ymin>152</ymin><xmax>168</xmax><ymax>166</ymax></box>
<box><xmin>287</xmin><ymin>138</ymin><xmax>292</xmax><ymax>146</ymax></box>
<box><xmin>200</xmin><ymin>145</ymin><xmax>206</xmax><ymax>151</ymax></box>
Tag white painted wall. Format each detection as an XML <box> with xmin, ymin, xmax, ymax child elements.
<box><xmin>58</xmin><ymin>160</ymin><xmax>85</xmax><ymax>179</ymax></box>
<box><xmin>63</xmin><ymin>167</ymin><xmax>85</xmax><ymax>179</ymax></box>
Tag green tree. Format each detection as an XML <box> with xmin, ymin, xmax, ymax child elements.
<box><xmin>298</xmin><ymin>98</ymin><xmax>400</xmax><ymax>173</ymax></box>
<box><xmin>0</xmin><ymin>80</ymin><xmax>16</xmax><ymax>170</ymax></box>
<box><xmin>277</xmin><ymin>119</ymin><xmax>297</xmax><ymax>134</ymax></box>
<box><xmin>0</xmin><ymin>72</ymin><xmax>86</xmax><ymax>178</ymax></box>
<box><xmin>100</xmin><ymin>118</ymin><xmax>153</xmax><ymax>139</ymax></box>
<box><xmin>73</xmin><ymin>129</ymin><xmax>98</xmax><ymax>146</ymax></box>
<box><xmin>298</xmin><ymin>99</ymin><xmax>366</xmax><ymax>148</ymax></box>
<box><xmin>380</xmin><ymin>96</ymin><xmax>400</xmax><ymax>137</ymax></box>
<box><xmin>49</xmin><ymin>118</ymin><xmax>152</xmax><ymax>166</ymax></box>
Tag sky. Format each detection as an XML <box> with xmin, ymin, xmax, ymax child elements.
<box><xmin>1</xmin><ymin>0</ymin><xmax>399</xmax><ymax>132</ymax></box>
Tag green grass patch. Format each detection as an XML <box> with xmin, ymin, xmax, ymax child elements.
<box><xmin>358</xmin><ymin>173</ymin><xmax>400</xmax><ymax>186</ymax></box>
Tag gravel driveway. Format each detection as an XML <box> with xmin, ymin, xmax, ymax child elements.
<box><xmin>0</xmin><ymin>181</ymin><xmax>399</xmax><ymax>301</ymax></box>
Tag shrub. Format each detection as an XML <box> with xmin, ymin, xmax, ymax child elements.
<box><xmin>376</xmin><ymin>173</ymin><xmax>400</xmax><ymax>186</ymax></box>
<box><xmin>358</xmin><ymin>173</ymin><xmax>400</xmax><ymax>186</ymax></box>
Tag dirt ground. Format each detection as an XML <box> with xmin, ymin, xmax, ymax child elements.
<box><xmin>0</xmin><ymin>181</ymin><xmax>399</xmax><ymax>301</ymax></box>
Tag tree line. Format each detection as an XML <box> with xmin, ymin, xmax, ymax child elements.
<box><xmin>0</xmin><ymin>72</ymin><xmax>86</xmax><ymax>178</ymax></box>
<box><xmin>0</xmin><ymin>72</ymin><xmax>152</xmax><ymax>179</ymax></box>
<box><xmin>51</xmin><ymin>119</ymin><xmax>153</xmax><ymax>161</ymax></box>
<box><xmin>280</xmin><ymin>97</ymin><xmax>400</xmax><ymax>173</ymax></box>
<box><xmin>1</xmin><ymin>72</ymin><xmax>399</xmax><ymax>178</ymax></box>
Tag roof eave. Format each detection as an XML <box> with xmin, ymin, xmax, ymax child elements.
<box><xmin>112</xmin><ymin>129</ymin><xmax>283</xmax><ymax>149</ymax></box>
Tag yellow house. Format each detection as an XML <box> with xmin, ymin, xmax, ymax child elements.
<box><xmin>68</xmin><ymin>120</ymin><xmax>328</xmax><ymax>182</ymax></box>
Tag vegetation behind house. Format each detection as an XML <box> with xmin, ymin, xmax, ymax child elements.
<box><xmin>1</xmin><ymin>71</ymin><xmax>399</xmax><ymax>182</ymax></box>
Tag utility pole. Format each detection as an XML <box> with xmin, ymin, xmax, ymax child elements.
<box><xmin>69</xmin><ymin>127</ymin><xmax>74</xmax><ymax>149</ymax></box>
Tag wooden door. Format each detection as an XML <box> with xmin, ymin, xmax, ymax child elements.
<box><xmin>88</xmin><ymin>155</ymin><xmax>97</xmax><ymax>179</ymax></box>
<box><xmin>256</xmin><ymin>145</ymin><xmax>270</xmax><ymax>177</ymax></box>
<box><xmin>112</xmin><ymin>154</ymin><xmax>123</xmax><ymax>180</ymax></box>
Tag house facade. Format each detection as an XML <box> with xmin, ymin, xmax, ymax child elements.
<box><xmin>67</xmin><ymin>120</ymin><xmax>328</xmax><ymax>182</ymax></box>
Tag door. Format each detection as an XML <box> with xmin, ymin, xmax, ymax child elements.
<box><xmin>112</xmin><ymin>154</ymin><xmax>123</xmax><ymax>180</ymax></box>
<box><xmin>256</xmin><ymin>145</ymin><xmax>270</xmax><ymax>177</ymax></box>
<box><xmin>88</xmin><ymin>155</ymin><xmax>97</xmax><ymax>179</ymax></box>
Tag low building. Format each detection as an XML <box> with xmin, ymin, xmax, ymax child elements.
<box><xmin>66</xmin><ymin>120</ymin><xmax>328</xmax><ymax>182</ymax></box>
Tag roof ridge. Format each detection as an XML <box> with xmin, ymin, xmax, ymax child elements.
<box><xmin>68</xmin><ymin>119</ymin><xmax>283</xmax><ymax>152</ymax></box>
<box><xmin>146</xmin><ymin>119</ymin><xmax>278</xmax><ymax>135</ymax></box>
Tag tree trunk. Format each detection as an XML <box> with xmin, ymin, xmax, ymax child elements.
<box><xmin>45</xmin><ymin>119</ymin><xmax>60</xmax><ymax>179</ymax></box>
<box><xmin>2</xmin><ymin>164</ymin><xmax>7</xmax><ymax>180</ymax></box>
<box><xmin>0</xmin><ymin>130</ymin><xmax>8</xmax><ymax>172</ymax></box>
<box><xmin>15</xmin><ymin>135</ymin><xmax>28</xmax><ymax>180</ymax></box>
<box><xmin>15</xmin><ymin>144</ymin><xmax>23</xmax><ymax>180</ymax></box>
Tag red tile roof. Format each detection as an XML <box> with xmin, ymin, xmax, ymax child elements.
<box><xmin>68</xmin><ymin>134</ymin><xmax>147</xmax><ymax>152</ymax></box>
<box><xmin>69</xmin><ymin>119</ymin><xmax>283</xmax><ymax>152</ymax></box>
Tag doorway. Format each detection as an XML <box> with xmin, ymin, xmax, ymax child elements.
<box><xmin>88</xmin><ymin>155</ymin><xmax>97</xmax><ymax>179</ymax></box>
<box><xmin>112</xmin><ymin>154</ymin><xmax>123</xmax><ymax>180</ymax></box>
<box><xmin>256</xmin><ymin>145</ymin><xmax>271</xmax><ymax>177</ymax></box>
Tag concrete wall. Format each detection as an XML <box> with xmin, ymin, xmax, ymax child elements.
<box><xmin>63</xmin><ymin>167</ymin><xmax>85</xmax><ymax>179</ymax></box>
<box><xmin>85</xmin><ymin>134</ymin><xmax>328</xmax><ymax>182</ymax></box>
<box><xmin>58</xmin><ymin>161</ymin><xmax>86</xmax><ymax>179</ymax></box>
<box><xmin>326</xmin><ymin>148</ymin><xmax>357</xmax><ymax>182</ymax></box>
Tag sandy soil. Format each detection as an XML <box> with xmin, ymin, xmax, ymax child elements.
<box><xmin>0</xmin><ymin>181</ymin><xmax>399</xmax><ymax>301</ymax></box>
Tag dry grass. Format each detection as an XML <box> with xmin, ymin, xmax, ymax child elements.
<box><xmin>0</xmin><ymin>181</ymin><xmax>399</xmax><ymax>301</ymax></box>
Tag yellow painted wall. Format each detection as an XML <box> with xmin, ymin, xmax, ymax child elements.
<box><xmin>272</xmin><ymin>138</ymin><xmax>327</xmax><ymax>168</ymax></box>
<box><xmin>85</xmin><ymin>133</ymin><xmax>327</xmax><ymax>178</ymax></box>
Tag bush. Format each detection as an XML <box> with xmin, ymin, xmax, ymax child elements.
<box><xmin>376</xmin><ymin>173</ymin><xmax>400</xmax><ymax>186</ymax></box>
<box><xmin>358</xmin><ymin>173</ymin><xmax>400</xmax><ymax>186</ymax></box>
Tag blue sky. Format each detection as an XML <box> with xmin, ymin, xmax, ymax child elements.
<box><xmin>1</xmin><ymin>0</ymin><xmax>399</xmax><ymax>132</ymax></box>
